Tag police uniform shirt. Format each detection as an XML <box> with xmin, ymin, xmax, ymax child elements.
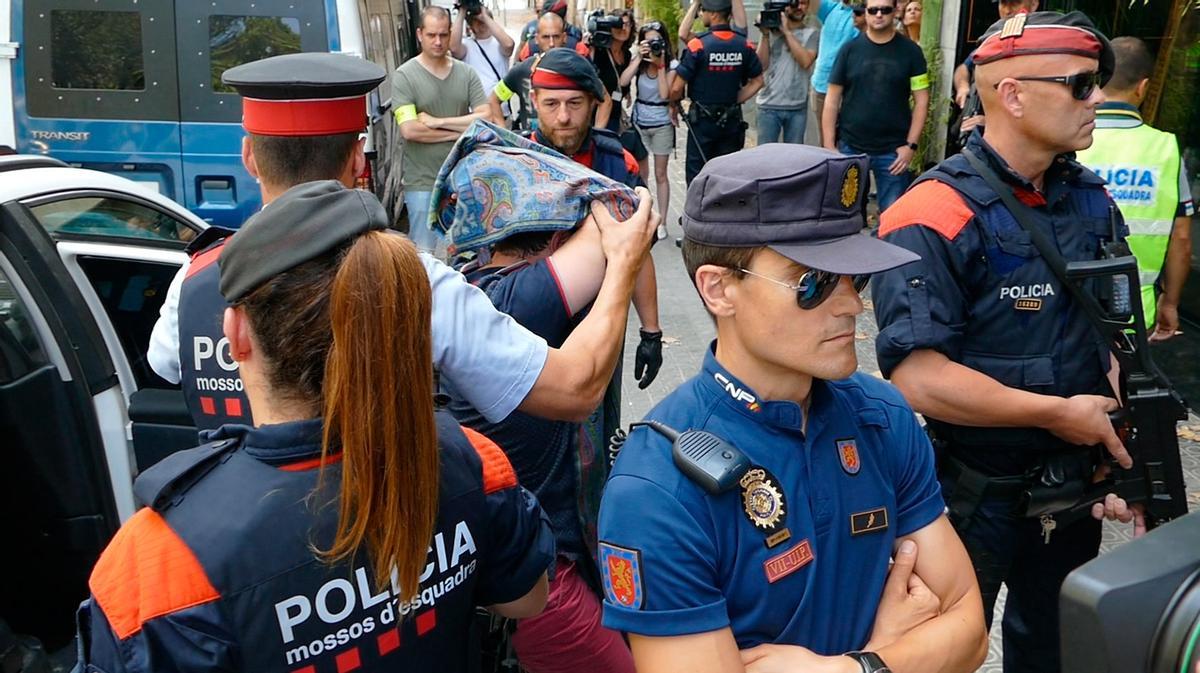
<box><xmin>82</xmin><ymin>414</ymin><xmax>554</xmax><ymax>673</ymax></box>
<box><xmin>147</xmin><ymin>249</ymin><xmax>549</xmax><ymax>425</ymax></box>
<box><xmin>871</xmin><ymin>131</ymin><xmax>1126</xmax><ymax>475</ymax></box>
<box><xmin>597</xmin><ymin>345</ymin><xmax>944</xmax><ymax>653</ymax></box>
<box><xmin>676</xmin><ymin>25</ymin><xmax>763</xmax><ymax>106</ymax></box>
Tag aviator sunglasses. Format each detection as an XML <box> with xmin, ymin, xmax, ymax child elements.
<box><xmin>1004</xmin><ymin>71</ymin><xmax>1103</xmax><ymax>101</ymax></box>
<box><xmin>737</xmin><ymin>267</ymin><xmax>870</xmax><ymax>310</ymax></box>
<box><xmin>864</xmin><ymin>5</ymin><xmax>894</xmax><ymax>14</ymax></box>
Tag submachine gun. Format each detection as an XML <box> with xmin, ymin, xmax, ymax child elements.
<box><xmin>962</xmin><ymin>148</ymin><xmax>1190</xmax><ymax>530</ymax></box>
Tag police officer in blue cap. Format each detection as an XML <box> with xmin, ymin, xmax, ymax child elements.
<box><xmin>147</xmin><ymin>52</ymin><xmax>659</xmax><ymax>435</ymax></box>
<box><xmin>597</xmin><ymin>144</ymin><xmax>988</xmax><ymax>673</ymax></box>
<box><xmin>873</xmin><ymin>12</ymin><xmax>1142</xmax><ymax>672</ymax></box>
<box><xmin>670</xmin><ymin>0</ymin><xmax>764</xmax><ymax>185</ymax></box>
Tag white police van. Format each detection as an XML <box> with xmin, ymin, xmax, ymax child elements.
<box><xmin>0</xmin><ymin>154</ymin><xmax>221</xmax><ymax>667</ymax></box>
<box><xmin>0</xmin><ymin>0</ymin><xmax>422</xmax><ymax>230</ymax></box>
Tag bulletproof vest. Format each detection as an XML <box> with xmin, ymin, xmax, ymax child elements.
<box><xmin>915</xmin><ymin>154</ymin><xmax>1115</xmax><ymax>452</ymax></box>
<box><xmin>589</xmin><ymin>128</ymin><xmax>640</xmax><ymax>187</ymax></box>
<box><xmin>134</xmin><ymin>412</ymin><xmax>495</xmax><ymax>673</ymax></box>
<box><xmin>178</xmin><ymin>236</ymin><xmax>252</xmax><ymax>431</ymax></box>
<box><xmin>686</xmin><ymin>26</ymin><xmax>752</xmax><ymax>107</ymax></box>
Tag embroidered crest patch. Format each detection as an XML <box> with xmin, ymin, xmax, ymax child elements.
<box><xmin>850</xmin><ymin>507</ymin><xmax>890</xmax><ymax>535</ymax></box>
<box><xmin>599</xmin><ymin>542</ymin><xmax>644</xmax><ymax>610</ymax></box>
<box><xmin>836</xmin><ymin>438</ymin><xmax>861</xmax><ymax>475</ymax></box>
<box><xmin>763</xmin><ymin>539</ymin><xmax>815</xmax><ymax>583</ymax></box>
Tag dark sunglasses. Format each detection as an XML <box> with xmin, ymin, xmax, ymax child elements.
<box><xmin>865</xmin><ymin>5</ymin><xmax>894</xmax><ymax>15</ymax></box>
<box><xmin>1008</xmin><ymin>71</ymin><xmax>1102</xmax><ymax>101</ymax></box>
<box><xmin>737</xmin><ymin>267</ymin><xmax>870</xmax><ymax>310</ymax></box>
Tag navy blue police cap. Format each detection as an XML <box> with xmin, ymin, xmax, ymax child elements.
<box><xmin>683</xmin><ymin>144</ymin><xmax>919</xmax><ymax>275</ymax></box>
<box><xmin>530</xmin><ymin>48</ymin><xmax>607</xmax><ymax>100</ymax></box>
<box><xmin>219</xmin><ymin>181</ymin><xmax>389</xmax><ymax>302</ymax></box>
<box><xmin>221</xmin><ymin>52</ymin><xmax>386</xmax><ymax>136</ymax></box>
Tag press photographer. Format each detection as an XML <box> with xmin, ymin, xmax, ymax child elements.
<box><xmin>451</xmin><ymin>2</ymin><xmax>514</xmax><ymax>119</ymax></box>
<box><xmin>588</xmin><ymin>10</ymin><xmax>640</xmax><ymax>141</ymax></box>
<box><xmin>619</xmin><ymin>21</ymin><xmax>679</xmax><ymax>233</ymax></box>
<box><xmin>755</xmin><ymin>0</ymin><xmax>818</xmax><ymax>144</ymax></box>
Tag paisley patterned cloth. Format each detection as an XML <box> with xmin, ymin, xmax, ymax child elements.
<box><xmin>430</xmin><ymin>120</ymin><xmax>640</xmax><ymax>255</ymax></box>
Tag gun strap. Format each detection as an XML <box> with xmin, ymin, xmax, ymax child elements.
<box><xmin>960</xmin><ymin>148</ymin><xmax>1095</xmax><ymax>312</ymax></box>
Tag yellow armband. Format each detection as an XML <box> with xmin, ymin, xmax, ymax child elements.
<box><xmin>394</xmin><ymin>104</ymin><xmax>418</xmax><ymax>124</ymax></box>
<box><xmin>910</xmin><ymin>73</ymin><xmax>930</xmax><ymax>91</ymax></box>
<box><xmin>494</xmin><ymin>80</ymin><xmax>515</xmax><ymax>103</ymax></box>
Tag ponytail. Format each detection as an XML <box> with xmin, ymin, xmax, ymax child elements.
<box><xmin>320</xmin><ymin>231</ymin><xmax>439</xmax><ymax>599</ymax></box>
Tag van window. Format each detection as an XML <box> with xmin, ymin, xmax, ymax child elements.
<box><xmin>29</xmin><ymin>196</ymin><xmax>198</xmax><ymax>245</ymax></box>
<box><xmin>209</xmin><ymin>16</ymin><xmax>303</xmax><ymax>93</ymax></box>
<box><xmin>51</xmin><ymin>10</ymin><xmax>145</xmax><ymax>90</ymax></box>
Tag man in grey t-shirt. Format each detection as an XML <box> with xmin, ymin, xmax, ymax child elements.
<box><xmin>394</xmin><ymin>6</ymin><xmax>489</xmax><ymax>251</ymax></box>
<box><xmin>755</xmin><ymin>0</ymin><xmax>819</xmax><ymax>144</ymax></box>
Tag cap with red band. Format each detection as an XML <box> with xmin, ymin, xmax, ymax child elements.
<box><xmin>529</xmin><ymin>48</ymin><xmax>607</xmax><ymax>100</ymax></box>
<box><xmin>974</xmin><ymin>11</ymin><xmax>1114</xmax><ymax>84</ymax></box>
<box><xmin>221</xmin><ymin>52</ymin><xmax>387</xmax><ymax>137</ymax></box>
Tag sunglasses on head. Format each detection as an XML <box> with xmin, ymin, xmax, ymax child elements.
<box><xmin>737</xmin><ymin>267</ymin><xmax>870</xmax><ymax>310</ymax></box>
<box><xmin>865</xmin><ymin>5</ymin><xmax>894</xmax><ymax>15</ymax></box>
<box><xmin>1008</xmin><ymin>71</ymin><xmax>1103</xmax><ymax>101</ymax></box>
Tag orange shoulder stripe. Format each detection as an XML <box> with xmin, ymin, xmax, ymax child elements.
<box><xmin>622</xmin><ymin>149</ymin><xmax>640</xmax><ymax>177</ymax></box>
<box><xmin>460</xmin><ymin>426</ymin><xmax>519</xmax><ymax>494</ymax></box>
<box><xmin>89</xmin><ymin>508</ymin><xmax>220</xmax><ymax>640</ymax></box>
<box><xmin>878</xmin><ymin>181</ymin><xmax>975</xmax><ymax>241</ymax></box>
<box><xmin>186</xmin><ymin>243</ymin><xmax>224</xmax><ymax>280</ymax></box>
<box><xmin>687</xmin><ymin>37</ymin><xmax>704</xmax><ymax>53</ymax></box>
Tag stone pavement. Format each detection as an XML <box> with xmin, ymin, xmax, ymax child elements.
<box><xmin>614</xmin><ymin>126</ymin><xmax>1200</xmax><ymax>673</ymax></box>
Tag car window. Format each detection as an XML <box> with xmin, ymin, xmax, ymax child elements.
<box><xmin>0</xmin><ymin>265</ymin><xmax>50</xmax><ymax>385</ymax></box>
<box><xmin>29</xmin><ymin>196</ymin><xmax>199</xmax><ymax>244</ymax></box>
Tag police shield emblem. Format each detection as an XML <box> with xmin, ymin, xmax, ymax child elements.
<box><xmin>599</xmin><ymin>542</ymin><xmax>644</xmax><ymax>610</ymax></box>
<box><xmin>837</xmin><ymin>438</ymin><xmax>861</xmax><ymax>475</ymax></box>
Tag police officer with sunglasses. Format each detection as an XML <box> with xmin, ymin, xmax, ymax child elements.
<box><xmin>595</xmin><ymin>144</ymin><xmax>990</xmax><ymax>673</ymax></box>
<box><xmin>872</xmin><ymin>12</ymin><xmax>1139</xmax><ymax>673</ymax></box>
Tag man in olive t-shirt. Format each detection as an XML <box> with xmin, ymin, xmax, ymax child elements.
<box><xmin>394</xmin><ymin>5</ymin><xmax>489</xmax><ymax>251</ymax></box>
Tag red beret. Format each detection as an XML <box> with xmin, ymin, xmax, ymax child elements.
<box><xmin>974</xmin><ymin>11</ymin><xmax>1114</xmax><ymax>84</ymax></box>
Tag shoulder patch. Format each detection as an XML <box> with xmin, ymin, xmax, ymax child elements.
<box><xmin>878</xmin><ymin>181</ymin><xmax>975</xmax><ymax>241</ymax></box>
<box><xmin>622</xmin><ymin>149</ymin><xmax>640</xmax><ymax>177</ymax></box>
<box><xmin>89</xmin><ymin>508</ymin><xmax>220</xmax><ymax>640</ymax></box>
<box><xmin>599</xmin><ymin>542</ymin><xmax>644</xmax><ymax>609</ymax></box>
<box><xmin>460</xmin><ymin>426</ymin><xmax>519</xmax><ymax>494</ymax></box>
<box><xmin>687</xmin><ymin>37</ymin><xmax>704</xmax><ymax>53</ymax></box>
<box><xmin>186</xmin><ymin>242</ymin><xmax>224</xmax><ymax>280</ymax></box>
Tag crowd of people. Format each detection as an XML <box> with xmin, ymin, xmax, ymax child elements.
<box><xmin>67</xmin><ymin>2</ymin><xmax>1194</xmax><ymax>673</ymax></box>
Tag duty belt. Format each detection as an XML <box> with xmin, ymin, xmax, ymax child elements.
<box><xmin>690</xmin><ymin>101</ymin><xmax>741</xmax><ymax>126</ymax></box>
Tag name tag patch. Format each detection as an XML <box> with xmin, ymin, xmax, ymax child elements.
<box><xmin>850</xmin><ymin>507</ymin><xmax>890</xmax><ymax>536</ymax></box>
<box><xmin>763</xmin><ymin>540</ymin><xmax>814</xmax><ymax>583</ymax></box>
<box><xmin>1015</xmin><ymin>298</ymin><xmax>1043</xmax><ymax>311</ymax></box>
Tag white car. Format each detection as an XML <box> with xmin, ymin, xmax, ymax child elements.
<box><xmin>0</xmin><ymin>154</ymin><xmax>206</xmax><ymax>661</ymax></box>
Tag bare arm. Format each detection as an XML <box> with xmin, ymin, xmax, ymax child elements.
<box><xmin>547</xmin><ymin>214</ymin><xmax>607</xmax><ymax>314</ymax></box>
<box><xmin>822</xmin><ymin>83</ymin><xmax>843</xmax><ymax>149</ymax></box>
<box><xmin>595</xmin><ymin>92</ymin><xmax>614</xmax><ymax>129</ymax></box>
<box><xmin>518</xmin><ymin>188</ymin><xmax>658</xmax><ymax>420</ymax></box>
<box><xmin>731</xmin><ymin>0</ymin><xmax>748</xmax><ymax>30</ymax></box>
<box><xmin>680</xmin><ymin>0</ymin><xmax>700</xmax><ymax>41</ymax></box>
<box><xmin>891</xmin><ymin>350</ymin><xmax>1132</xmax><ymax>467</ymax></box>
<box><xmin>487</xmin><ymin>92</ymin><xmax>507</xmax><ymax>126</ymax></box>
<box><xmin>483</xmin><ymin>10</ymin><xmax>515</xmax><ymax>57</ymax></box>
<box><xmin>668</xmin><ymin>74</ymin><xmax>687</xmax><ymax>102</ymax></box>
<box><xmin>420</xmin><ymin>104</ymin><xmax>490</xmax><ymax>133</ymax></box>
<box><xmin>619</xmin><ymin>45</ymin><xmax>644</xmax><ymax>88</ymax></box>
<box><xmin>631</xmin><ymin>629</ymin><xmax>746</xmax><ymax>673</ymax></box>
<box><xmin>399</xmin><ymin>119</ymin><xmax>462</xmax><ymax>143</ymax></box>
<box><xmin>450</xmin><ymin>11</ymin><xmax>468</xmax><ymax>59</ymax></box>
<box><xmin>632</xmin><ymin>257</ymin><xmax>661</xmax><ymax>331</ymax></box>
<box><xmin>488</xmin><ymin>573</ymin><xmax>549</xmax><ymax>618</ymax></box>
<box><xmin>907</xmin><ymin>88</ymin><xmax>929</xmax><ymax>147</ymax></box>
<box><xmin>1152</xmin><ymin>214</ymin><xmax>1192</xmax><ymax>339</ymax></box>
<box><xmin>870</xmin><ymin>518</ymin><xmax>988</xmax><ymax>673</ymax></box>
<box><xmin>756</xmin><ymin>31</ymin><xmax>771</xmax><ymax>71</ymax></box>
<box><xmin>953</xmin><ymin>63</ymin><xmax>970</xmax><ymax>108</ymax></box>
<box><xmin>737</xmin><ymin>74</ymin><xmax>764</xmax><ymax>104</ymax></box>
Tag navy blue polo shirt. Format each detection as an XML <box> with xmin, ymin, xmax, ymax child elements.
<box><xmin>597</xmin><ymin>344</ymin><xmax>944</xmax><ymax>653</ymax></box>
<box><xmin>677</xmin><ymin>26</ymin><xmax>762</xmax><ymax>106</ymax></box>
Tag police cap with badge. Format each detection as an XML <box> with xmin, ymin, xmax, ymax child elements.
<box><xmin>974</xmin><ymin>10</ymin><xmax>1114</xmax><ymax>86</ymax></box>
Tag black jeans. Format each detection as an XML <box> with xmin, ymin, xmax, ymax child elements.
<box><xmin>941</xmin><ymin>473</ymin><xmax>1102</xmax><ymax>673</ymax></box>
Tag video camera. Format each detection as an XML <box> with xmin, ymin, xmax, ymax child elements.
<box><xmin>757</xmin><ymin>0</ymin><xmax>793</xmax><ymax>30</ymax></box>
<box><xmin>587</xmin><ymin>10</ymin><xmax>623</xmax><ymax>49</ymax></box>
<box><xmin>459</xmin><ymin>0</ymin><xmax>484</xmax><ymax>17</ymax></box>
<box><xmin>1062</xmin><ymin>511</ymin><xmax>1200</xmax><ymax>673</ymax></box>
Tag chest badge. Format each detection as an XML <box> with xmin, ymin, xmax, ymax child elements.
<box><xmin>599</xmin><ymin>542</ymin><xmax>644</xmax><ymax>610</ymax></box>
<box><xmin>836</xmin><ymin>438</ymin><xmax>861</xmax><ymax>476</ymax></box>
<box><xmin>740</xmin><ymin>467</ymin><xmax>786</xmax><ymax>531</ymax></box>
<box><xmin>850</xmin><ymin>507</ymin><xmax>890</xmax><ymax>536</ymax></box>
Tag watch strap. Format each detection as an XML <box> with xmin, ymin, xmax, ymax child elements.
<box><xmin>846</xmin><ymin>650</ymin><xmax>892</xmax><ymax>673</ymax></box>
<box><xmin>906</xmin><ymin>141</ymin><xmax>919</xmax><ymax>151</ymax></box>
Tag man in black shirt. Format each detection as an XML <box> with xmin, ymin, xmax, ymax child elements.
<box><xmin>822</xmin><ymin>0</ymin><xmax>929</xmax><ymax>212</ymax></box>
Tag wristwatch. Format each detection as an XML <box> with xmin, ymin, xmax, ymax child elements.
<box><xmin>845</xmin><ymin>651</ymin><xmax>893</xmax><ymax>673</ymax></box>
<box><xmin>906</xmin><ymin>141</ymin><xmax>919</xmax><ymax>151</ymax></box>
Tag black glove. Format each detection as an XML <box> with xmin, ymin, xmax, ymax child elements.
<box><xmin>634</xmin><ymin>329</ymin><xmax>663</xmax><ymax>389</ymax></box>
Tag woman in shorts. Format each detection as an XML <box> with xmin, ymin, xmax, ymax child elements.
<box><xmin>621</xmin><ymin>21</ymin><xmax>677</xmax><ymax>234</ymax></box>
